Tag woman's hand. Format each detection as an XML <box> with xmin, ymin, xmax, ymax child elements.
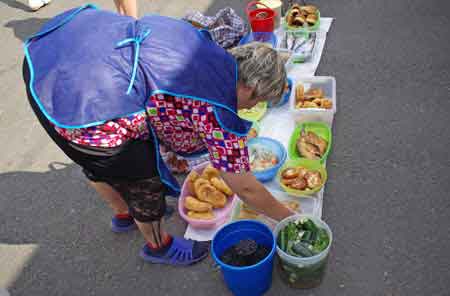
<box><xmin>221</xmin><ymin>171</ymin><xmax>294</xmax><ymax>221</ymax></box>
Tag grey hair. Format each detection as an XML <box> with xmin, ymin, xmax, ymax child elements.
<box><xmin>229</xmin><ymin>42</ymin><xmax>287</xmax><ymax>102</ymax></box>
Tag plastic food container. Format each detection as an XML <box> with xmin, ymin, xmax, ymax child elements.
<box><xmin>288</xmin><ymin>122</ymin><xmax>332</xmax><ymax>164</ymax></box>
<box><xmin>178</xmin><ymin>162</ymin><xmax>236</xmax><ymax>229</ymax></box>
<box><xmin>211</xmin><ymin>220</ymin><xmax>276</xmax><ymax>296</ymax></box>
<box><xmin>230</xmin><ymin>191</ymin><xmax>302</xmax><ymax>228</ymax></box>
<box><xmin>239</xmin><ymin>32</ymin><xmax>277</xmax><ymax>48</ymax></box>
<box><xmin>277</xmin><ymin>159</ymin><xmax>327</xmax><ymax>196</ymax></box>
<box><xmin>274</xmin><ymin>215</ymin><xmax>332</xmax><ymax>289</ymax></box>
<box><xmin>289</xmin><ymin>76</ymin><xmax>336</xmax><ymax>126</ymax></box>
<box><xmin>282</xmin><ymin>9</ymin><xmax>321</xmax><ymax>34</ymax></box>
<box><xmin>256</xmin><ymin>0</ymin><xmax>282</xmax><ymax>28</ymax></box>
<box><xmin>269</xmin><ymin>77</ymin><xmax>292</xmax><ymax>108</ymax></box>
<box><xmin>238</xmin><ymin>101</ymin><xmax>268</xmax><ymax>122</ymax></box>
<box><xmin>248</xmin><ymin>137</ymin><xmax>287</xmax><ymax>182</ymax></box>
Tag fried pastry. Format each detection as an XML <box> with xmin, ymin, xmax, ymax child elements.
<box><xmin>187</xmin><ymin>210</ymin><xmax>215</xmax><ymax>220</ymax></box>
<box><xmin>306</xmin><ymin>14</ymin><xmax>318</xmax><ymax>25</ymax></box>
<box><xmin>201</xmin><ymin>164</ymin><xmax>220</xmax><ymax>180</ymax></box>
<box><xmin>184</xmin><ymin>196</ymin><xmax>213</xmax><ymax>212</ymax></box>
<box><xmin>303</xmin><ymin>131</ymin><xmax>328</xmax><ymax>156</ymax></box>
<box><xmin>281</xmin><ymin>167</ymin><xmax>299</xmax><ymax>179</ymax></box>
<box><xmin>298</xmin><ymin>138</ymin><xmax>321</xmax><ymax>160</ymax></box>
<box><xmin>320</xmin><ymin>99</ymin><xmax>333</xmax><ymax>109</ymax></box>
<box><xmin>292</xmin><ymin>15</ymin><xmax>306</xmax><ymax>27</ymax></box>
<box><xmin>295</xmin><ymin>84</ymin><xmax>304</xmax><ymax>102</ymax></box>
<box><xmin>196</xmin><ymin>184</ymin><xmax>227</xmax><ymax>208</ymax></box>
<box><xmin>305</xmin><ymin>171</ymin><xmax>322</xmax><ymax>188</ymax></box>
<box><xmin>302</xmin><ymin>101</ymin><xmax>320</xmax><ymax>108</ymax></box>
<box><xmin>210</xmin><ymin>177</ymin><xmax>233</xmax><ymax>196</ymax></box>
<box><xmin>193</xmin><ymin>178</ymin><xmax>210</xmax><ymax>198</ymax></box>
<box><xmin>301</xmin><ymin>5</ymin><xmax>318</xmax><ymax>14</ymax></box>
<box><xmin>283</xmin><ymin>201</ymin><xmax>301</xmax><ymax>212</ymax></box>
<box><xmin>289</xmin><ymin>177</ymin><xmax>307</xmax><ymax>190</ymax></box>
<box><xmin>186</xmin><ymin>171</ymin><xmax>200</xmax><ymax>195</ymax></box>
<box><xmin>304</xmin><ymin>88</ymin><xmax>324</xmax><ymax>99</ymax></box>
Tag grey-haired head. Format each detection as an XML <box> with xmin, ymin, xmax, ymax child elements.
<box><xmin>230</xmin><ymin>42</ymin><xmax>287</xmax><ymax>109</ymax></box>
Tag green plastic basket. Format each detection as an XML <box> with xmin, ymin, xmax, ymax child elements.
<box><xmin>238</xmin><ymin>101</ymin><xmax>268</xmax><ymax>122</ymax></box>
<box><xmin>277</xmin><ymin>159</ymin><xmax>327</xmax><ymax>197</ymax></box>
<box><xmin>288</xmin><ymin>122</ymin><xmax>332</xmax><ymax>164</ymax></box>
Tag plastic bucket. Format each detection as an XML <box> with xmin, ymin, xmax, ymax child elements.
<box><xmin>256</xmin><ymin>0</ymin><xmax>282</xmax><ymax>28</ymax></box>
<box><xmin>246</xmin><ymin>1</ymin><xmax>276</xmax><ymax>32</ymax></box>
<box><xmin>212</xmin><ymin>220</ymin><xmax>276</xmax><ymax>296</ymax></box>
<box><xmin>274</xmin><ymin>215</ymin><xmax>333</xmax><ymax>289</ymax></box>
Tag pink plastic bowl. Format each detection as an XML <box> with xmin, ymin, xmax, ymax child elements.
<box><xmin>178</xmin><ymin>162</ymin><xmax>237</xmax><ymax>229</ymax></box>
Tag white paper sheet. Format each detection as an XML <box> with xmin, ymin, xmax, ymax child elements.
<box><xmin>184</xmin><ymin>18</ymin><xmax>334</xmax><ymax>241</ymax></box>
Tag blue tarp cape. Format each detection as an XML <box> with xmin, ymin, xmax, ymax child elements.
<box><xmin>24</xmin><ymin>4</ymin><xmax>252</xmax><ymax>193</ymax></box>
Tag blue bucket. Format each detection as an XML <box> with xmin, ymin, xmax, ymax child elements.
<box><xmin>248</xmin><ymin>137</ymin><xmax>287</xmax><ymax>182</ymax></box>
<box><xmin>211</xmin><ymin>220</ymin><xmax>276</xmax><ymax>296</ymax></box>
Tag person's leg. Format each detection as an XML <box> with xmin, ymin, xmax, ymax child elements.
<box><xmin>113</xmin><ymin>0</ymin><xmax>125</xmax><ymax>15</ymax></box>
<box><xmin>112</xmin><ymin>177</ymin><xmax>209</xmax><ymax>264</ymax></box>
<box><xmin>89</xmin><ymin>181</ymin><xmax>129</xmax><ymax>215</ymax></box>
<box><xmin>120</xmin><ymin>0</ymin><xmax>138</xmax><ymax>18</ymax></box>
<box><xmin>135</xmin><ymin>220</ymin><xmax>171</xmax><ymax>247</ymax></box>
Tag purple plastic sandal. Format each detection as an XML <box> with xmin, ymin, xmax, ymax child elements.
<box><xmin>140</xmin><ymin>237</ymin><xmax>210</xmax><ymax>266</ymax></box>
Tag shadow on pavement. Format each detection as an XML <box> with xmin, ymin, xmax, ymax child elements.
<box><xmin>0</xmin><ymin>0</ymin><xmax>32</xmax><ymax>12</ymax></box>
<box><xmin>4</xmin><ymin>17</ymin><xmax>50</xmax><ymax>42</ymax></box>
<box><xmin>0</xmin><ymin>162</ymin><xmax>198</xmax><ymax>295</ymax></box>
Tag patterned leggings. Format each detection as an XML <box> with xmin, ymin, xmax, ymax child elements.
<box><xmin>110</xmin><ymin>176</ymin><xmax>166</xmax><ymax>223</ymax></box>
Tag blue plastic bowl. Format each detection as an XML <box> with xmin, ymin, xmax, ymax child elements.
<box><xmin>248</xmin><ymin>137</ymin><xmax>287</xmax><ymax>182</ymax></box>
<box><xmin>239</xmin><ymin>32</ymin><xmax>277</xmax><ymax>48</ymax></box>
<box><xmin>268</xmin><ymin>77</ymin><xmax>292</xmax><ymax>108</ymax></box>
<box><xmin>212</xmin><ymin>220</ymin><xmax>276</xmax><ymax>296</ymax></box>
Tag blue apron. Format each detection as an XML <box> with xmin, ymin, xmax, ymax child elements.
<box><xmin>24</xmin><ymin>4</ymin><xmax>252</xmax><ymax>194</ymax></box>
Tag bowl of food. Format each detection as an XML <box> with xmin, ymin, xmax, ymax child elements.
<box><xmin>178</xmin><ymin>162</ymin><xmax>237</xmax><ymax>229</ymax></box>
<box><xmin>283</xmin><ymin>4</ymin><xmax>320</xmax><ymax>33</ymax></box>
<box><xmin>249</xmin><ymin>137</ymin><xmax>287</xmax><ymax>182</ymax></box>
<box><xmin>277</xmin><ymin>159</ymin><xmax>327</xmax><ymax>196</ymax></box>
<box><xmin>274</xmin><ymin>215</ymin><xmax>332</xmax><ymax>288</ymax></box>
<box><xmin>238</xmin><ymin>101</ymin><xmax>268</xmax><ymax>122</ymax></box>
<box><xmin>288</xmin><ymin>122</ymin><xmax>332</xmax><ymax>163</ymax></box>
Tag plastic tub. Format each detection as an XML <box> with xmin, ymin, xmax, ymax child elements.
<box><xmin>178</xmin><ymin>162</ymin><xmax>236</xmax><ymax>229</ymax></box>
<box><xmin>288</xmin><ymin>122</ymin><xmax>332</xmax><ymax>164</ymax></box>
<box><xmin>211</xmin><ymin>220</ymin><xmax>276</xmax><ymax>296</ymax></box>
<box><xmin>282</xmin><ymin>9</ymin><xmax>321</xmax><ymax>34</ymax></box>
<box><xmin>248</xmin><ymin>137</ymin><xmax>287</xmax><ymax>182</ymax></box>
<box><xmin>269</xmin><ymin>77</ymin><xmax>292</xmax><ymax>108</ymax></box>
<box><xmin>246</xmin><ymin>1</ymin><xmax>276</xmax><ymax>33</ymax></box>
<box><xmin>239</xmin><ymin>32</ymin><xmax>277</xmax><ymax>48</ymax></box>
<box><xmin>277</xmin><ymin>159</ymin><xmax>327</xmax><ymax>197</ymax></box>
<box><xmin>274</xmin><ymin>214</ymin><xmax>332</xmax><ymax>289</ymax></box>
<box><xmin>256</xmin><ymin>0</ymin><xmax>282</xmax><ymax>28</ymax></box>
<box><xmin>238</xmin><ymin>101</ymin><xmax>268</xmax><ymax>122</ymax></box>
<box><xmin>289</xmin><ymin>76</ymin><xmax>336</xmax><ymax>126</ymax></box>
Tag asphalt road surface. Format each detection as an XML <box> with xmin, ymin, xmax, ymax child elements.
<box><xmin>1</xmin><ymin>0</ymin><xmax>449</xmax><ymax>295</ymax></box>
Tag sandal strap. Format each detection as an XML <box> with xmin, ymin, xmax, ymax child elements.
<box><xmin>164</xmin><ymin>237</ymin><xmax>194</xmax><ymax>265</ymax></box>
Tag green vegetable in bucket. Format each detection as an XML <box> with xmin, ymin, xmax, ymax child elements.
<box><xmin>276</xmin><ymin>216</ymin><xmax>332</xmax><ymax>289</ymax></box>
<box><xmin>277</xmin><ymin>217</ymin><xmax>329</xmax><ymax>257</ymax></box>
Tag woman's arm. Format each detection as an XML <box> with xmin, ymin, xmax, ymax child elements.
<box><xmin>221</xmin><ymin>171</ymin><xmax>294</xmax><ymax>221</ymax></box>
